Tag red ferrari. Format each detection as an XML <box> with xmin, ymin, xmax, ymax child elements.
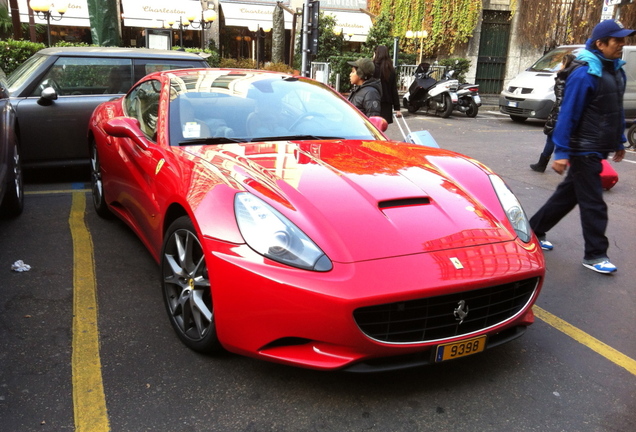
<box><xmin>89</xmin><ymin>68</ymin><xmax>544</xmax><ymax>371</ymax></box>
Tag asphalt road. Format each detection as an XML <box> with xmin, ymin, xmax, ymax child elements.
<box><xmin>1</xmin><ymin>108</ymin><xmax>635</xmax><ymax>432</ymax></box>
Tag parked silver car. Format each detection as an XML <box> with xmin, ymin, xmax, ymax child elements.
<box><xmin>0</xmin><ymin>68</ymin><xmax>23</xmax><ymax>217</ymax></box>
<box><xmin>6</xmin><ymin>47</ymin><xmax>209</xmax><ymax>168</ymax></box>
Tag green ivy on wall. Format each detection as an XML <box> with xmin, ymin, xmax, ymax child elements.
<box><xmin>368</xmin><ymin>0</ymin><xmax>482</xmax><ymax>57</ymax></box>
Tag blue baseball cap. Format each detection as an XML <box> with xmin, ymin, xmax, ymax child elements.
<box><xmin>591</xmin><ymin>20</ymin><xmax>636</xmax><ymax>41</ymax></box>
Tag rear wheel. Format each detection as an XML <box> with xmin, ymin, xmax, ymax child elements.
<box><xmin>0</xmin><ymin>134</ymin><xmax>24</xmax><ymax>218</ymax></box>
<box><xmin>510</xmin><ymin>115</ymin><xmax>527</xmax><ymax>123</ymax></box>
<box><xmin>466</xmin><ymin>100</ymin><xmax>479</xmax><ymax>118</ymax></box>
<box><xmin>440</xmin><ymin>93</ymin><xmax>453</xmax><ymax>118</ymax></box>
<box><xmin>626</xmin><ymin>122</ymin><xmax>636</xmax><ymax>148</ymax></box>
<box><xmin>162</xmin><ymin>216</ymin><xmax>222</xmax><ymax>354</ymax></box>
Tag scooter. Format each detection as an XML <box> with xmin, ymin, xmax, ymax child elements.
<box><xmin>402</xmin><ymin>63</ymin><xmax>458</xmax><ymax>118</ymax></box>
<box><xmin>454</xmin><ymin>82</ymin><xmax>481</xmax><ymax>117</ymax></box>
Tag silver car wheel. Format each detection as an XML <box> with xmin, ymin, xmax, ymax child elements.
<box><xmin>90</xmin><ymin>141</ymin><xmax>111</xmax><ymax>218</ymax></box>
<box><xmin>162</xmin><ymin>217</ymin><xmax>220</xmax><ymax>352</ymax></box>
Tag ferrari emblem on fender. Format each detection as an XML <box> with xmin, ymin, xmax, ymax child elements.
<box><xmin>454</xmin><ymin>300</ymin><xmax>469</xmax><ymax>324</ymax></box>
<box><xmin>156</xmin><ymin>159</ymin><xmax>165</xmax><ymax>175</ymax></box>
<box><xmin>450</xmin><ymin>257</ymin><xmax>464</xmax><ymax>269</ymax></box>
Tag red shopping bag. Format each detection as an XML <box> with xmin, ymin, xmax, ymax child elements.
<box><xmin>601</xmin><ymin>159</ymin><xmax>618</xmax><ymax>190</ymax></box>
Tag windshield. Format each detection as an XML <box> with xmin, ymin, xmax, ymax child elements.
<box><xmin>528</xmin><ymin>46</ymin><xmax>584</xmax><ymax>72</ymax></box>
<box><xmin>7</xmin><ymin>54</ymin><xmax>48</xmax><ymax>94</ymax></box>
<box><xmin>167</xmin><ymin>70</ymin><xmax>385</xmax><ymax>146</ymax></box>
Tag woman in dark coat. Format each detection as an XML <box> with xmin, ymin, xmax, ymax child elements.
<box><xmin>373</xmin><ymin>45</ymin><xmax>402</xmax><ymax>123</ymax></box>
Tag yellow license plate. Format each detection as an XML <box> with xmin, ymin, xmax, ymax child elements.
<box><xmin>435</xmin><ymin>335</ymin><xmax>487</xmax><ymax>362</ymax></box>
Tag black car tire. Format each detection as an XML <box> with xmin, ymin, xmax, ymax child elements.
<box><xmin>0</xmin><ymin>134</ymin><xmax>24</xmax><ymax>218</ymax></box>
<box><xmin>510</xmin><ymin>115</ymin><xmax>527</xmax><ymax>123</ymax></box>
<box><xmin>626</xmin><ymin>122</ymin><xmax>636</xmax><ymax>148</ymax></box>
<box><xmin>90</xmin><ymin>140</ymin><xmax>112</xmax><ymax>218</ymax></box>
<box><xmin>161</xmin><ymin>216</ymin><xmax>223</xmax><ymax>354</ymax></box>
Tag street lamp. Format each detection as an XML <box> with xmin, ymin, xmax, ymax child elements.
<box><xmin>29</xmin><ymin>0</ymin><xmax>67</xmax><ymax>46</ymax></box>
<box><xmin>405</xmin><ymin>29</ymin><xmax>428</xmax><ymax>64</ymax></box>
<box><xmin>187</xmin><ymin>8</ymin><xmax>217</xmax><ymax>50</ymax></box>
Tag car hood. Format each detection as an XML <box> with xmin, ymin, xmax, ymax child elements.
<box><xmin>184</xmin><ymin>140</ymin><xmax>516</xmax><ymax>263</ymax></box>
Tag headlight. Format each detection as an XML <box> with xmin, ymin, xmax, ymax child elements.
<box><xmin>234</xmin><ymin>193</ymin><xmax>332</xmax><ymax>271</ymax></box>
<box><xmin>489</xmin><ymin>175</ymin><xmax>531</xmax><ymax>243</ymax></box>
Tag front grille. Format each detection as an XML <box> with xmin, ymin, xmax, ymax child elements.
<box><xmin>353</xmin><ymin>278</ymin><xmax>538</xmax><ymax>343</ymax></box>
<box><xmin>500</xmin><ymin>106</ymin><xmax>532</xmax><ymax>116</ymax></box>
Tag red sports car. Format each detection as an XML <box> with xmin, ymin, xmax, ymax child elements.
<box><xmin>89</xmin><ymin>68</ymin><xmax>544</xmax><ymax>372</ymax></box>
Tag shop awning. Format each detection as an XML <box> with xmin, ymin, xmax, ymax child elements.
<box><xmin>326</xmin><ymin>10</ymin><xmax>372</xmax><ymax>43</ymax></box>
<box><xmin>14</xmin><ymin>0</ymin><xmax>90</xmax><ymax>27</ymax></box>
<box><xmin>220</xmin><ymin>2</ymin><xmax>293</xmax><ymax>29</ymax></box>
<box><xmin>121</xmin><ymin>0</ymin><xmax>203</xmax><ymax>29</ymax></box>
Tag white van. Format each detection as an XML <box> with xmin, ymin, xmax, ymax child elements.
<box><xmin>499</xmin><ymin>45</ymin><xmax>636</xmax><ymax>122</ymax></box>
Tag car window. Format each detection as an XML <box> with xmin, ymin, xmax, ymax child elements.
<box><xmin>7</xmin><ymin>54</ymin><xmax>48</xmax><ymax>94</ymax></box>
<box><xmin>30</xmin><ymin>57</ymin><xmax>133</xmax><ymax>97</ymax></box>
<box><xmin>134</xmin><ymin>60</ymin><xmax>204</xmax><ymax>82</ymax></box>
<box><xmin>528</xmin><ymin>47</ymin><xmax>583</xmax><ymax>72</ymax></box>
<box><xmin>125</xmin><ymin>80</ymin><xmax>161</xmax><ymax>141</ymax></box>
<box><xmin>167</xmin><ymin>71</ymin><xmax>383</xmax><ymax>146</ymax></box>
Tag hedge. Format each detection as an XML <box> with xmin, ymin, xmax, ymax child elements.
<box><xmin>0</xmin><ymin>39</ymin><xmax>46</xmax><ymax>75</ymax></box>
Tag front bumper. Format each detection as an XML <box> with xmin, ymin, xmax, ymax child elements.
<box><xmin>499</xmin><ymin>94</ymin><xmax>554</xmax><ymax>119</ymax></box>
<box><xmin>206</xmin><ymin>238</ymin><xmax>544</xmax><ymax>371</ymax></box>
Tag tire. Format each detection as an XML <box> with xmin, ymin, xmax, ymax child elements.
<box><xmin>510</xmin><ymin>115</ymin><xmax>527</xmax><ymax>123</ymax></box>
<box><xmin>90</xmin><ymin>140</ymin><xmax>112</xmax><ymax>218</ymax></box>
<box><xmin>407</xmin><ymin>104</ymin><xmax>419</xmax><ymax>114</ymax></box>
<box><xmin>466</xmin><ymin>100</ymin><xmax>479</xmax><ymax>118</ymax></box>
<box><xmin>440</xmin><ymin>93</ymin><xmax>453</xmax><ymax>118</ymax></box>
<box><xmin>0</xmin><ymin>134</ymin><xmax>24</xmax><ymax>218</ymax></box>
<box><xmin>162</xmin><ymin>216</ymin><xmax>222</xmax><ymax>354</ymax></box>
<box><xmin>626</xmin><ymin>122</ymin><xmax>636</xmax><ymax>148</ymax></box>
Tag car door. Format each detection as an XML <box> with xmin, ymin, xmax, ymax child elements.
<box><xmin>14</xmin><ymin>56</ymin><xmax>133</xmax><ymax>166</ymax></box>
<box><xmin>115</xmin><ymin>79</ymin><xmax>165</xmax><ymax>250</ymax></box>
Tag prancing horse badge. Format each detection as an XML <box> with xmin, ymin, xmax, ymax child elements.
<box><xmin>450</xmin><ymin>257</ymin><xmax>464</xmax><ymax>269</ymax></box>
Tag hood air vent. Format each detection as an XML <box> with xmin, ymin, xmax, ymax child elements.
<box><xmin>379</xmin><ymin>197</ymin><xmax>431</xmax><ymax>210</ymax></box>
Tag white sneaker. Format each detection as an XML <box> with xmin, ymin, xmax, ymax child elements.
<box><xmin>582</xmin><ymin>260</ymin><xmax>617</xmax><ymax>274</ymax></box>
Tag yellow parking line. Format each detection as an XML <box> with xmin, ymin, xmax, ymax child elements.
<box><xmin>69</xmin><ymin>192</ymin><xmax>110</xmax><ymax>431</ymax></box>
<box><xmin>26</xmin><ymin>188</ymin><xmax>91</xmax><ymax>195</ymax></box>
<box><xmin>533</xmin><ymin>306</ymin><xmax>636</xmax><ymax>376</ymax></box>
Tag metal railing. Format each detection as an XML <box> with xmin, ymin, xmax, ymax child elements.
<box><xmin>397</xmin><ymin>64</ymin><xmax>447</xmax><ymax>93</ymax></box>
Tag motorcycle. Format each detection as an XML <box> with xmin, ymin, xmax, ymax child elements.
<box><xmin>454</xmin><ymin>81</ymin><xmax>481</xmax><ymax>117</ymax></box>
<box><xmin>402</xmin><ymin>63</ymin><xmax>458</xmax><ymax>118</ymax></box>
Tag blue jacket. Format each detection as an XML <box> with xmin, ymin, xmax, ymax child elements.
<box><xmin>552</xmin><ymin>41</ymin><xmax>626</xmax><ymax>160</ymax></box>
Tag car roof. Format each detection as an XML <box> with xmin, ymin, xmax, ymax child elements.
<box><xmin>36</xmin><ymin>47</ymin><xmax>206</xmax><ymax>60</ymax></box>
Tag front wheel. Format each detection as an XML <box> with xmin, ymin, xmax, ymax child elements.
<box><xmin>162</xmin><ymin>216</ymin><xmax>222</xmax><ymax>354</ymax></box>
<box><xmin>90</xmin><ymin>140</ymin><xmax>112</xmax><ymax>218</ymax></box>
<box><xmin>626</xmin><ymin>122</ymin><xmax>636</xmax><ymax>148</ymax></box>
<box><xmin>0</xmin><ymin>134</ymin><xmax>24</xmax><ymax>218</ymax></box>
<box><xmin>466</xmin><ymin>99</ymin><xmax>479</xmax><ymax>118</ymax></box>
<box><xmin>439</xmin><ymin>93</ymin><xmax>453</xmax><ymax>118</ymax></box>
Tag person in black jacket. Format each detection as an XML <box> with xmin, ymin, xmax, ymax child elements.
<box><xmin>347</xmin><ymin>58</ymin><xmax>382</xmax><ymax>118</ymax></box>
<box><xmin>373</xmin><ymin>45</ymin><xmax>402</xmax><ymax>123</ymax></box>
<box><xmin>530</xmin><ymin>53</ymin><xmax>575</xmax><ymax>172</ymax></box>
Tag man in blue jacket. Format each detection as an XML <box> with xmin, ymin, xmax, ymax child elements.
<box><xmin>529</xmin><ymin>19</ymin><xmax>632</xmax><ymax>274</ymax></box>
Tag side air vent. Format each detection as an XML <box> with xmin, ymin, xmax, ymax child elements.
<box><xmin>379</xmin><ymin>197</ymin><xmax>431</xmax><ymax>209</ymax></box>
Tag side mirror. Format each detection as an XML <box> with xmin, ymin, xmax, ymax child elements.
<box><xmin>37</xmin><ymin>87</ymin><xmax>58</xmax><ymax>106</ymax></box>
<box><xmin>369</xmin><ymin>116</ymin><xmax>388</xmax><ymax>132</ymax></box>
<box><xmin>104</xmin><ymin>117</ymin><xmax>148</xmax><ymax>150</ymax></box>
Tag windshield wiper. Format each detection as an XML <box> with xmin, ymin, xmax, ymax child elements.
<box><xmin>249</xmin><ymin>135</ymin><xmax>345</xmax><ymax>142</ymax></box>
<box><xmin>178</xmin><ymin>137</ymin><xmax>248</xmax><ymax>146</ymax></box>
